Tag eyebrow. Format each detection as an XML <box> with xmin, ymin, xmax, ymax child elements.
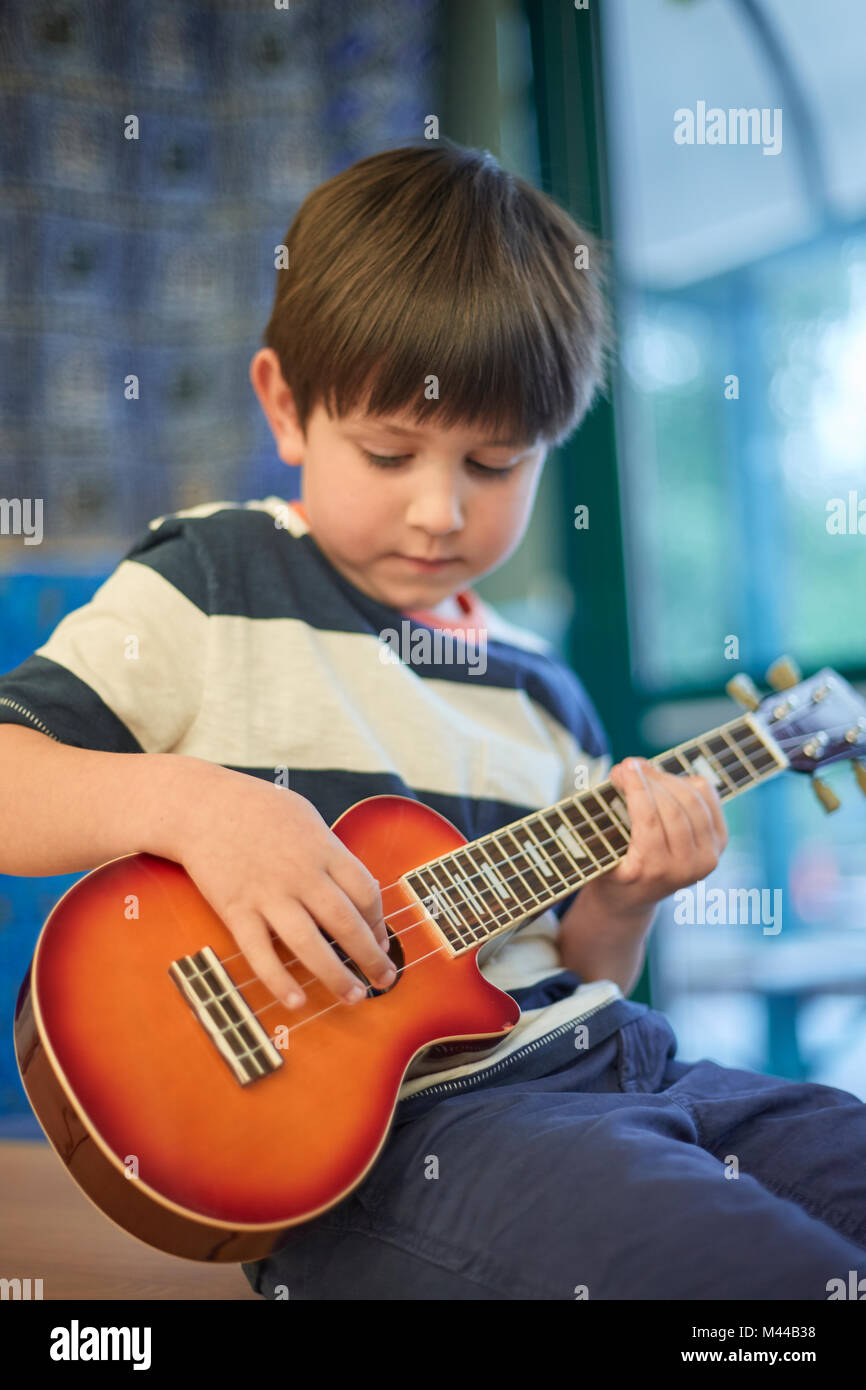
<box><xmin>352</xmin><ymin>421</ymin><xmax>528</xmax><ymax>447</ymax></box>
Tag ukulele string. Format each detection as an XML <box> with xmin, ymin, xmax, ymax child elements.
<box><xmin>215</xmin><ymin>717</ymin><xmax>845</xmax><ymax>992</ymax></box>
<box><xmin>209</xmin><ymin>821</ymin><xmax>621</xmax><ymax>1030</ymax></box>
<box><xmin>251</xmin><ymin>939</ymin><xmax>455</xmax><ymax>1041</ymax></box>
<box><xmin>200</xmin><ymin>726</ymin><xmax>838</xmax><ymax>1033</ymax></box>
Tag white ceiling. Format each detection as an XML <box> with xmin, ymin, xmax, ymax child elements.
<box><xmin>599</xmin><ymin>0</ymin><xmax>866</xmax><ymax>288</ymax></box>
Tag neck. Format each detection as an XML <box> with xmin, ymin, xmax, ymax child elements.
<box><xmin>403</xmin><ymin>712</ymin><xmax>788</xmax><ymax>952</ymax></box>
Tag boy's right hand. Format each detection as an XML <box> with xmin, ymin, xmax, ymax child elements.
<box><xmin>170</xmin><ymin>762</ymin><xmax>397</xmax><ymax>1010</ymax></box>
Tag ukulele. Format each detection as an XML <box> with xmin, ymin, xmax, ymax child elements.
<box><xmin>14</xmin><ymin>657</ymin><xmax>866</xmax><ymax>1262</ymax></box>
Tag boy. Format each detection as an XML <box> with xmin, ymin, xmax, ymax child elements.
<box><xmin>0</xmin><ymin>141</ymin><xmax>864</xmax><ymax>1300</ymax></box>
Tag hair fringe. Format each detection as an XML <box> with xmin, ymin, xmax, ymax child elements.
<box><xmin>263</xmin><ymin>138</ymin><xmax>615</xmax><ymax>449</ymax></box>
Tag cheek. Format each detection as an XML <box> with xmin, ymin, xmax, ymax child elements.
<box><xmin>306</xmin><ymin>451</ymin><xmax>363</xmax><ymax>511</ymax></box>
<box><xmin>474</xmin><ymin>484</ymin><xmax>530</xmax><ymax>543</ymax></box>
<box><xmin>309</xmin><ymin>466</ymin><xmax>382</xmax><ymax>547</ymax></box>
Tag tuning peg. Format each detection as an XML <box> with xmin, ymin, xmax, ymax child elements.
<box><xmin>853</xmin><ymin>759</ymin><xmax>866</xmax><ymax>795</ymax></box>
<box><xmin>766</xmin><ymin>656</ymin><xmax>802</xmax><ymax>691</ymax></box>
<box><xmin>725</xmin><ymin>673</ymin><xmax>761</xmax><ymax>710</ymax></box>
<box><xmin>812</xmin><ymin>776</ymin><xmax>841</xmax><ymax>813</ymax></box>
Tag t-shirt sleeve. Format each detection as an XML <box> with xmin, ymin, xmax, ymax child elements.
<box><xmin>0</xmin><ymin>518</ymin><xmax>211</xmax><ymax>754</ymax></box>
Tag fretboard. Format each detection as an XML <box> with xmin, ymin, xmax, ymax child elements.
<box><xmin>404</xmin><ymin>713</ymin><xmax>788</xmax><ymax>953</ymax></box>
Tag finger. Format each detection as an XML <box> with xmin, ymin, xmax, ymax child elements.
<box><xmin>694</xmin><ymin>772</ymin><xmax>728</xmax><ymax>845</ymax></box>
<box><xmin>262</xmin><ymin>896</ymin><xmax>380</xmax><ymax>1006</ymax></box>
<box><xmin>224</xmin><ymin>905</ymin><xmax>308</xmax><ymax>1008</ymax></box>
<box><xmin>304</xmin><ymin>871</ymin><xmax>396</xmax><ymax>990</ymax></box>
<box><xmin>646</xmin><ymin>768</ymin><xmax>727</xmax><ymax>877</ymax></box>
<box><xmin>609</xmin><ymin>758</ymin><xmax>669</xmax><ymax>859</ymax></box>
<box><xmin>652</xmin><ymin>768</ymin><xmax>724</xmax><ymax>855</ymax></box>
<box><xmin>328</xmin><ymin>849</ymin><xmax>391</xmax><ymax>950</ymax></box>
<box><xmin>682</xmin><ymin>775</ymin><xmax>725</xmax><ymax>848</ymax></box>
<box><xmin>327</xmin><ymin>853</ymin><xmax>394</xmax><ymax>970</ymax></box>
<box><xmin>638</xmin><ymin>763</ymin><xmax>701</xmax><ymax>857</ymax></box>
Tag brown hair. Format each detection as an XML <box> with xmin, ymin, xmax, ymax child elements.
<box><xmin>262</xmin><ymin>139</ymin><xmax>614</xmax><ymax>449</ymax></box>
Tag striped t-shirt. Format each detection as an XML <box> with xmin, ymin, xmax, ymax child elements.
<box><xmin>0</xmin><ymin>496</ymin><xmax>622</xmax><ymax>1099</ymax></box>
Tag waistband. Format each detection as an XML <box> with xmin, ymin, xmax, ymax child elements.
<box><xmin>394</xmin><ymin>993</ymin><xmax>650</xmax><ymax>1124</ymax></box>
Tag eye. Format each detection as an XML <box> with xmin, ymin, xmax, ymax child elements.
<box><xmin>467</xmin><ymin>462</ymin><xmax>514</xmax><ymax>479</ymax></box>
<box><xmin>361</xmin><ymin>449</ymin><xmax>513</xmax><ymax>478</ymax></box>
<box><xmin>361</xmin><ymin>451</ymin><xmax>410</xmax><ymax>467</ymax></box>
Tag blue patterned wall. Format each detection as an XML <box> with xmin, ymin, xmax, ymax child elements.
<box><xmin>0</xmin><ymin>0</ymin><xmax>442</xmax><ymax>1123</ymax></box>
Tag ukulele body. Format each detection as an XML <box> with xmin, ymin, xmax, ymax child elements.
<box><xmin>14</xmin><ymin>794</ymin><xmax>520</xmax><ymax>1263</ymax></box>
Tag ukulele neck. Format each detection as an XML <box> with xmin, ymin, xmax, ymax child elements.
<box><xmin>403</xmin><ymin>713</ymin><xmax>788</xmax><ymax>952</ymax></box>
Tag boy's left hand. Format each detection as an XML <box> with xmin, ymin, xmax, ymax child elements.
<box><xmin>557</xmin><ymin>757</ymin><xmax>729</xmax><ymax>994</ymax></box>
<box><xmin>598</xmin><ymin>756</ymin><xmax>729</xmax><ymax>916</ymax></box>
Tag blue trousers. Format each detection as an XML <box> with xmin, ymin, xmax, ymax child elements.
<box><xmin>241</xmin><ymin>994</ymin><xmax>866</xmax><ymax>1300</ymax></box>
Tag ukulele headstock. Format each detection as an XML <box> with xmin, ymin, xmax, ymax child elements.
<box><xmin>727</xmin><ymin>656</ymin><xmax>866</xmax><ymax>812</ymax></box>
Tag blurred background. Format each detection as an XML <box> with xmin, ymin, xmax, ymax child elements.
<box><xmin>1</xmin><ymin>0</ymin><xmax>865</xmax><ymax>1140</ymax></box>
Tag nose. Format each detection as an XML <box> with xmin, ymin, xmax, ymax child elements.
<box><xmin>404</xmin><ymin>487</ymin><xmax>464</xmax><ymax>536</ymax></box>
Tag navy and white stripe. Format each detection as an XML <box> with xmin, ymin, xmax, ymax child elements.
<box><xmin>0</xmin><ymin>497</ymin><xmax>623</xmax><ymax>1096</ymax></box>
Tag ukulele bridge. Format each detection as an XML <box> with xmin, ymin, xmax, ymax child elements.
<box><xmin>169</xmin><ymin>946</ymin><xmax>284</xmax><ymax>1086</ymax></box>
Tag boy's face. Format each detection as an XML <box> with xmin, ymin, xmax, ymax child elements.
<box><xmin>251</xmin><ymin>350</ymin><xmax>548</xmax><ymax>612</ymax></box>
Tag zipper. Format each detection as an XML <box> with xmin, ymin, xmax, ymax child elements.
<box><xmin>0</xmin><ymin>697</ymin><xmax>58</xmax><ymax>741</ymax></box>
<box><xmin>405</xmin><ymin>995</ymin><xmax>617</xmax><ymax>1101</ymax></box>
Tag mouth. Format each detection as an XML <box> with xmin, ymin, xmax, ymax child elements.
<box><xmin>395</xmin><ymin>555</ymin><xmax>460</xmax><ymax>571</ymax></box>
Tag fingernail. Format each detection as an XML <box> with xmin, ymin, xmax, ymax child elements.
<box><xmin>345</xmin><ymin>984</ymin><xmax>366</xmax><ymax>1004</ymax></box>
<box><xmin>285</xmin><ymin>990</ymin><xmax>305</xmax><ymax>1009</ymax></box>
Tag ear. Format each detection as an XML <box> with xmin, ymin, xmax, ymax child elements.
<box><xmin>249</xmin><ymin>349</ymin><xmax>306</xmax><ymax>466</ymax></box>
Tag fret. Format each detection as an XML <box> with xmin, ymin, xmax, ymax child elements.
<box><xmin>677</xmin><ymin>735</ymin><xmax>743</xmax><ymax>789</ymax></box>
<box><xmin>521</xmin><ymin>815</ymin><xmax>573</xmax><ymax>894</ymax></box>
<box><xmin>423</xmin><ymin>862</ymin><xmax>467</xmax><ymax>935</ymax></box>
<box><xmin>480</xmin><ymin>832</ymin><xmax>538</xmax><ymax>915</ymax></box>
<box><xmin>560</xmin><ymin>799</ymin><xmax>618</xmax><ymax>869</ymax></box>
<box><xmin>738</xmin><ymin>731</ymin><xmax>778</xmax><ymax>773</ymax></box>
<box><xmin>405</xmin><ymin>712</ymin><xmax>788</xmax><ymax>956</ymax></box>
<box><xmin>474</xmin><ymin>840</ymin><xmax>520</xmax><ymax>908</ymax></box>
<box><xmin>413</xmin><ymin>862</ymin><xmax>472</xmax><ymax>943</ymax></box>
<box><xmin>595</xmin><ymin>782</ymin><xmax>632</xmax><ymax>842</ymax></box>
<box><xmin>539</xmin><ymin>806</ymin><xmax>593</xmax><ymax>880</ymax></box>
<box><xmin>654</xmin><ymin>724</ymin><xmax>780</xmax><ymax>802</ymax></box>
<box><xmin>450</xmin><ymin>845</ymin><xmax>503</xmax><ymax>933</ymax></box>
<box><xmin>732</xmin><ymin>719</ymin><xmax>773</xmax><ymax>767</ymax></box>
<box><xmin>720</xmin><ymin>723</ymin><xmax>762</xmax><ymax>782</ymax></box>
<box><xmin>499</xmin><ymin>827</ymin><xmax>548</xmax><ymax>904</ymax></box>
<box><xmin>705</xmin><ymin>731</ymin><xmax>752</xmax><ymax>787</ymax></box>
<box><xmin>701</xmin><ymin>733</ymin><xmax>747</xmax><ymax>789</ymax></box>
<box><xmin>581</xmin><ymin>788</ymin><xmax>630</xmax><ymax>856</ymax></box>
<box><xmin>667</xmin><ymin>742</ymin><xmax>730</xmax><ymax>794</ymax></box>
<box><xmin>437</xmin><ymin>858</ymin><xmax>491</xmax><ymax>943</ymax></box>
<box><xmin>661</xmin><ymin>732</ymin><xmax>761</xmax><ymax>794</ymax></box>
<box><xmin>693</xmin><ymin>738</ymin><xmax>738</xmax><ymax>795</ymax></box>
<box><xmin>555</xmin><ymin>802</ymin><xmax>605</xmax><ymax>869</ymax></box>
<box><xmin>725</xmin><ymin>719</ymin><xmax>762</xmax><ymax>773</ymax></box>
<box><xmin>659</xmin><ymin>750</ymin><xmax>694</xmax><ymax>778</ymax></box>
<box><xmin>576</xmin><ymin>793</ymin><xmax>621</xmax><ymax>860</ymax></box>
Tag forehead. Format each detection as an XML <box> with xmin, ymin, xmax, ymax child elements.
<box><xmin>340</xmin><ymin>407</ymin><xmax>532</xmax><ymax>448</ymax></box>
